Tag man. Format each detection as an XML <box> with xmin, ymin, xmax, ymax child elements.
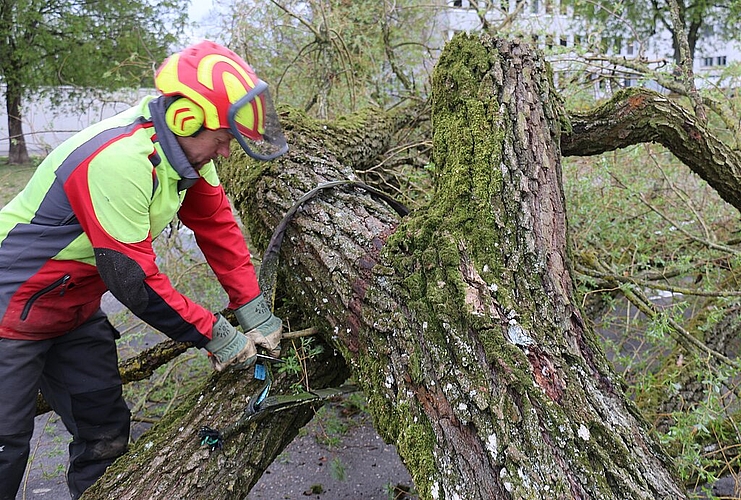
<box><xmin>0</xmin><ymin>40</ymin><xmax>287</xmax><ymax>499</ymax></box>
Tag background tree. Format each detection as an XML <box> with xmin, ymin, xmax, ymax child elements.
<box><xmin>205</xmin><ymin>0</ymin><xmax>443</xmax><ymax>205</ymax></box>
<box><xmin>0</xmin><ymin>0</ymin><xmax>188</xmax><ymax>164</ymax></box>
<box><xmin>561</xmin><ymin>0</ymin><xmax>740</xmax><ymax>63</ymax></box>
<box><xmin>551</xmin><ymin>0</ymin><xmax>741</xmax><ymax>141</ymax></box>
<box><xmin>211</xmin><ymin>0</ymin><xmax>442</xmax><ymax>118</ymax></box>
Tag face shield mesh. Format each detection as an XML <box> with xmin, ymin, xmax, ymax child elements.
<box><xmin>228</xmin><ymin>80</ymin><xmax>288</xmax><ymax>161</ymax></box>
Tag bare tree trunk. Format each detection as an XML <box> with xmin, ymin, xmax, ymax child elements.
<box><xmin>84</xmin><ymin>34</ymin><xmax>692</xmax><ymax>499</ymax></box>
<box><xmin>6</xmin><ymin>79</ymin><xmax>30</xmax><ymax>164</ymax></box>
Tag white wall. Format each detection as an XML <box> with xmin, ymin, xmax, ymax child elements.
<box><xmin>0</xmin><ymin>87</ymin><xmax>154</xmax><ymax>157</ymax></box>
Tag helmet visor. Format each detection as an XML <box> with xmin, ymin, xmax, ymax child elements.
<box><xmin>228</xmin><ymin>80</ymin><xmax>288</xmax><ymax>161</ymax></box>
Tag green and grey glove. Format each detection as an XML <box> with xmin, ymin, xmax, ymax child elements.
<box><xmin>234</xmin><ymin>294</ymin><xmax>283</xmax><ymax>357</ymax></box>
<box><xmin>205</xmin><ymin>314</ymin><xmax>257</xmax><ymax>371</ymax></box>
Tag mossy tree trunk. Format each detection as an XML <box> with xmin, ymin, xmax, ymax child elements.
<box><xmin>324</xmin><ymin>34</ymin><xmax>683</xmax><ymax>499</ymax></box>
<box><xmin>83</xmin><ymin>33</ymin><xmax>698</xmax><ymax>499</ymax></box>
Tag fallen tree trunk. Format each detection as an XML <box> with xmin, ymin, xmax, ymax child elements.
<box><xmin>84</xmin><ymin>34</ymin><xmax>692</xmax><ymax>499</ymax></box>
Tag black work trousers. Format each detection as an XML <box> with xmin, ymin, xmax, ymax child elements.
<box><xmin>0</xmin><ymin>311</ymin><xmax>130</xmax><ymax>500</ymax></box>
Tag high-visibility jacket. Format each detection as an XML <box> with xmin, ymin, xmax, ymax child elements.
<box><xmin>0</xmin><ymin>96</ymin><xmax>260</xmax><ymax>345</ymax></box>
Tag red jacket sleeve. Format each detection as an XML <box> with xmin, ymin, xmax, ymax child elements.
<box><xmin>178</xmin><ymin>177</ymin><xmax>262</xmax><ymax>309</ymax></box>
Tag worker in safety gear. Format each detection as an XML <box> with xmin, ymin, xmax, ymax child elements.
<box><xmin>0</xmin><ymin>40</ymin><xmax>287</xmax><ymax>499</ymax></box>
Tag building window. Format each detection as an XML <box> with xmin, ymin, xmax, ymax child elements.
<box><xmin>626</xmin><ymin>42</ymin><xmax>634</xmax><ymax>56</ymax></box>
<box><xmin>560</xmin><ymin>36</ymin><xmax>568</xmax><ymax>47</ymax></box>
<box><xmin>531</xmin><ymin>0</ymin><xmax>540</xmax><ymax>14</ymax></box>
<box><xmin>700</xmin><ymin>56</ymin><xmax>727</xmax><ymax>67</ymax></box>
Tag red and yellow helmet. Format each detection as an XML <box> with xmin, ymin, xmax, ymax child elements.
<box><xmin>154</xmin><ymin>40</ymin><xmax>287</xmax><ymax>160</ymax></box>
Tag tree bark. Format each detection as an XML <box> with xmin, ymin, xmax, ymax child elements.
<box><xmin>84</xmin><ymin>34</ymin><xmax>694</xmax><ymax>499</ymax></box>
<box><xmin>6</xmin><ymin>79</ymin><xmax>30</xmax><ymax>164</ymax></box>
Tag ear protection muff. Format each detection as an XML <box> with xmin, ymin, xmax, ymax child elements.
<box><xmin>164</xmin><ymin>97</ymin><xmax>205</xmax><ymax>136</ymax></box>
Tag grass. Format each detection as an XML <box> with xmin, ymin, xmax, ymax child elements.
<box><xmin>0</xmin><ymin>157</ymin><xmax>39</xmax><ymax>206</ymax></box>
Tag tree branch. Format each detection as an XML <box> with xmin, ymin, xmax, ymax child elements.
<box><xmin>562</xmin><ymin>87</ymin><xmax>741</xmax><ymax>214</ymax></box>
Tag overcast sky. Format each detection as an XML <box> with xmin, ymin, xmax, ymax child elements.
<box><xmin>189</xmin><ymin>0</ymin><xmax>213</xmax><ymax>21</ymax></box>
<box><xmin>186</xmin><ymin>0</ymin><xmax>215</xmax><ymax>43</ymax></box>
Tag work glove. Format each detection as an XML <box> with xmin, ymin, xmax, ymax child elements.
<box><xmin>234</xmin><ymin>294</ymin><xmax>283</xmax><ymax>357</ymax></box>
<box><xmin>205</xmin><ymin>314</ymin><xmax>257</xmax><ymax>371</ymax></box>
